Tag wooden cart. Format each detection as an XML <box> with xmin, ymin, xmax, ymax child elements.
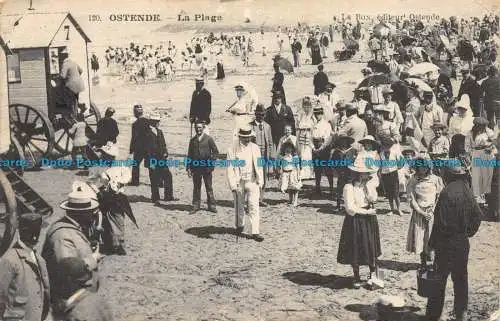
<box><xmin>2</xmin><ymin>12</ymin><xmax>101</xmax><ymax>166</ymax></box>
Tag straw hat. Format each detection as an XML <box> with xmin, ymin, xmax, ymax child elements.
<box><xmin>359</xmin><ymin>135</ymin><xmax>381</xmax><ymax>149</ymax></box>
<box><xmin>60</xmin><ymin>186</ymin><xmax>99</xmax><ymax>211</ymax></box>
<box><xmin>430</xmin><ymin>121</ymin><xmax>447</xmax><ymax>130</ymax></box>
<box><xmin>149</xmin><ymin>112</ymin><xmax>161</xmax><ymax>121</ymax></box>
<box><xmin>237</xmin><ymin>126</ymin><xmax>253</xmax><ymax>138</ymax></box>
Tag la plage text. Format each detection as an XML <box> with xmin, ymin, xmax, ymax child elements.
<box><xmin>178</xmin><ymin>14</ymin><xmax>222</xmax><ymax>22</ymax></box>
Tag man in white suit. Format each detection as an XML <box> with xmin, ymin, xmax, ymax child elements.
<box><xmin>227</xmin><ymin>126</ymin><xmax>264</xmax><ymax>242</ymax></box>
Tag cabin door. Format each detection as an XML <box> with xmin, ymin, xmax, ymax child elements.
<box><xmin>48</xmin><ymin>47</ymin><xmax>73</xmax><ymax>117</ymax></box>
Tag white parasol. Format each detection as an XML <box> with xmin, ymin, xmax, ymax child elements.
<box><xmin>406</xmin><ymin>77</ymin><xmax>433</xmax><ymax>92</ymax></box>
<box><xmin>408</xmin><ymin>62</ymin><xmax>440</xmax><ymax>77</ymax></box>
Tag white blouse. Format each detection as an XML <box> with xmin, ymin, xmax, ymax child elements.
<box><xmin>343</xmin><ymin>183</ymin><xmax>372</xmax><ymax>216</ymax></box>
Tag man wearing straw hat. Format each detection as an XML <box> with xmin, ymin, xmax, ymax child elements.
<box><xmin>426</xmin><ymin>165</ymin><xmax>483</xmax><ymax>321</ymax></box>
<box><xmin>42</xmin><ymin>186</ymin><xmax>101</xmax><ymax>314</ymax></box>
<box><xmin>227</xmin><ymin>125</ymin><xmax>264</xmax><ymax>242</ymax></box>
<box><xmin>0</xmin><ymin>213</ymin><xmax>50</xmax><ymax>321</ymax></box>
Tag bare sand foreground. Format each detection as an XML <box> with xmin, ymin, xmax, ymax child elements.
<box><xmin>25</xmin><ymin>59</ymin><xmax>499</xmax><ymax>321</ymax></box>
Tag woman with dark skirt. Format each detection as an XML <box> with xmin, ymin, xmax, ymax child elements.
<box><xmin>337</xmin><ymin>163</ymin><xmax>383</xmax><ymax>289</ymax></box>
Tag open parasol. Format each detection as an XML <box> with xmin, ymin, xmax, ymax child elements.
<box><xmin>273</xmin><ymin>55</ymin><xmax>294</xmax><ymax>73</ymax></box>
<box><xmin>408</xmin><ymin>62</ymin><xmax>440</xmax><ymax>76</ymax></box>
<box><xmin>357</xmin><ymin>73</ymin><xmax>391</xmax><ymax>88</ymax></box>
<box><xmin>367</xmin><ymin>60</ymin><xmax>390</xmax><ymax>74</ymax></box>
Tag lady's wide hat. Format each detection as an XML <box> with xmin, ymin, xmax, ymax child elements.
<box><xmin>454</xmin><ymin>95</ymin><xmax>470</xmax><ymax>111</ymax></box>
<box><xmin>359</xmin><ymin>135</ymin><xmax>381</xmax><ymax>149</ymax></box>
<box><xmin>237</xmin><ymin>126</ymin><xmax>254</xmax><ymax>138</ymax></box>
<box><xmin>60</xmin><ymin>186</ymin><xmax>99</xmax><ymax>211</ymax></box>
<box><xmin>313</xmin><ymin>106</ymin><xmax>324</xmax><ymax>114</ymax></box>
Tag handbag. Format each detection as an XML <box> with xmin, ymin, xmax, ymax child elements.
<box><xmin>416</xmin><ymin>261</ymin><xmax>441</xmax><ymax>298</ymax></box>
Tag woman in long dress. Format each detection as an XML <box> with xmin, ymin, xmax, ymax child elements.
<box><xmin>468</xmin><ymin>117</ymin><xmax>497</xmax><ymax>205</ymax></box>
<box><xmin>448</xmin><ymin>94</ymin><xmax>474</xmax><ymax>137</ymax></box>
<box><xmin>296</xmin><ymin>96</ymin><xmax>316</xmax><ymax>180</ymax></box>
<box><xmin>310</xmin><ymin>37</ymin><xmax>323</xmax><ymax>65</ymax></box>
<box><xmin>406</xmin><ymin>155</ymin><xmax>443</xmax><ymax>265</ymax></box>
<box><xmin>337</xmin><ymin>164</ymin><xmax>382</xmax><ymax>289</ymax></box>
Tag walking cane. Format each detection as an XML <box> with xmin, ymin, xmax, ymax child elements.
<box><xmin>233</xmin><ymin>190</ymin><xmax>239</xmax><ymax>243</ymax></box>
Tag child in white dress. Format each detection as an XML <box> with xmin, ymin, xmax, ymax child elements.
<box><xmin>278</xmin><ymin>140</ymin><xmax>302</xmax><ymax>206</ymax></box>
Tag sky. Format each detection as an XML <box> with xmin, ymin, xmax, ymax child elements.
<box><xmin>1</xmin><ymin>0</ymin><xmax>498</xmax><ymax>44</ymax></box>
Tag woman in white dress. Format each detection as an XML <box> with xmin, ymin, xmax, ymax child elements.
<box><xmin>468</xmin><ymin>117</ymin><xmax>498</xmax><ymax>205</ymax></box>
<box><xmin>448</xmin><ymin>94</ymin><xmax>474</xmax><ymax>137</ymax></box>
<box><xmin>296</xmin><ymin>96</ymin><xmax>316</xmax><ymax>180</ymax></box>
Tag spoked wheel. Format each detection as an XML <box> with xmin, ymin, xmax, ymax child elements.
<box><xmin>0</xmin><ymin>170</ymin><xmax>18</xmax><ymax>257</ymax></box>
<box><xmin>53</xmin><ymin>102</ymin><xmax>102</xmax><ymax>155</ymax></box>
<box><xmin>9</xmin><ymin>104</ymin><xmax>55</xmax><ymax>167</ymax></box>
<box><xmin>5</xmin><ymin>135</ymin><xmax>26</xmax><ymax>176</ymax></box>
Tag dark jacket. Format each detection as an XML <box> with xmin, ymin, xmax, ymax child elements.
<box><xmin>187</xmin><ymin>134</ymin><xmax>219</xmax><ymax>172</ymax></box>
<box><xmin>458</xmin><ymin>77</ymin><xmax>482</xmax><ymax>113</ymax></box>
<box><xmin>264</xmin><ymin>104</ymin><xmax>296</xmax><ymax>146</ymax></box>
<box><xmin>189</xmin><ymin>88</ymin><xmax>212</xmax><ymax>124</ymax></box>
<box><xmin>437</xmin><ymin>73</ymin><xmax>454</xmax><ymax>98</ymax></box>
<box><xmin>0</xmin><ymin>241</ymin><xmax>50</xmax><ymax>321</ymax></box>
<box><xmin>272</xmin><ymin>71</ymin><xmax>285</xmax><ymax>94</ymax></box>
<box><xmin>62</xmin><ymin>289</ymin><xmax>113</xmax><ymax>321</ymax></box>
<box><xmin>313</xmin><ymin>71</ymin><xmax>329</xmax><ymax>96</ymax></box>
<box><xmin>144</xmin><ymin>127</ymin><xmax>168</xmax><ymax>169</ymax></box>
<box><xmin>481</xmin><ymin>75</ymin><xmax>500</xmax><ymax>109</ymax></box>
<box><xmin>96</xmin><ymin>117</ymin><xmax>119</xmax><ymax>146</ymax></box>
<box><xmin>129</xmin><ymin>117</ymin><xmax>150</xmax><ymax>153</ymax></box>
<box><xmin>391</xmin><ymin>80</ymin><xmax>410</xmax><ymax>107</ymax></box>
<box><xmin>291</xmin><ymin>41</ymin><xmax>302</xmax><ymax>54</ymax></box>
<box><xmin>429</xmin><ymin>179</ymin><xmax>482</xmax><ymax>249</ymax></box>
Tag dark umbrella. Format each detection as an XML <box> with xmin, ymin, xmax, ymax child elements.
<box><xmin>358</xmin><ymin>74</ymin><xmax>391</xmax><ymax>88</ymax></box>
<box><xmin>401</xmin><ymin>36</ymin><xmax>417</xmax><ymax>46</ymax></box>
<box><xmin>273</xmin><ymin>56</ymin><xmax>294</xmax><ymax>73</ymax></box>
<box><xmin>367</xmin><ymin>60</ymin><xmax>391</xmax><ymax>74</ymax></box>
<box><xmin>98</xmin><ymin>189</ymin><xmax>138</xmax><ymax>228</ymax></box>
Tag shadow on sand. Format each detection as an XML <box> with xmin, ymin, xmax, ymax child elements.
<box><xmin>378</xmin><ymin>260</ymin><xmax>420</xmax><ymax>272</ymax></box>
<box><xmin>344</xmin><ymin>303</ymin><xmax>422</xmax><ymax>321</ymax></box>
<box><xmin>185</xmin><ymin>226</ymin><xmax>254</xmax><ymax>240</ymax></box>
<box><xmin>282</xmin><ymin>271</ymin><xmax>352</xmax><ymax>290</ymax></box>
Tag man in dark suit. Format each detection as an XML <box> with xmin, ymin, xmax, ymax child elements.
<box><xmin>144</xmin><ymin>113</ymin><xmax>176</xmax><ymax>204</ymax></box>
<box><xmin>264</xmin><ymin>91</ymin><xmax>296</xmax><ymax>149</ymax></box>
<box><xmin>187</xmin><ymin>121</ymin><xmax>219</xmax><ymax>214</ymax></box>
<box><xmin>458</xmin><ymin>66</ymin><xmax>482</xmax><ymax>117</ymax></box>
<box><xmin>272</xmin><ymin>63</ymin><xmax>286</xmax><ymax>105</ymax></box>
<box><xmin>291</xmin><ymin>38</ymin><xmax>302</xmax><ymax>67</ymax></box>
<box><xmin>313</xmin><ymin>64</ymin><xmax>329</xmax><ymax>96</ymax></box>
<box><xmin>129</xmin><ymin>105</ymin><xmax>150</xmax><ymax>186</ymax></box>
<box><xmin>94</xmin><ymin>107</ymin><xmax>119</xmax><ymax>147</ymax></box>
<box><xmin>250</xmin><ymin>104</ymin><xmax>275</xmax><ymax>206</ymax></box>
<box><xmin>189</xmin><ymin>77</ymin><xmax>212</xmax><ymax>135</ymax></box>
<box><xmin>426</xmin><ymin>165</ymin><xmax>482</xmax><ymax>321</ymax></box>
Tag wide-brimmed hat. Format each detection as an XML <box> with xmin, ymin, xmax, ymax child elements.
<box><xmin>359</xmin><ymin>135</ymin><xmax>381</xmax><ymax>149</ymax></box>
<box><xmin>234</xmin><ymin>83</ymin><xmax>245</xmax><ymax>90</ymax></box>
<box><xmin>254</xmin><ymin>104</ymin><xmax>266</xmax><ymax>115</ymax></box>
<box><xmin>302</xmin><ymin>96</ymin><xmax>313</xmax><ymax>107</ymax></box>
<box><xmin>373</xmin><ymin>105</ymin><xmax>390</xmax><ymax>114</ymax></box>
<box><xmin>336</xmin><ymin>100</ymin><xmax>347</xmax><ymax>110</ymax></box>
<box><xmin>401</xmin><ymin>146</ymin><xmax>417</xmax><ymax>155</ymax></box>
<box><xmin>237</xmin><ymin>126</ymin><xmax>253</xmax><ymax>137</ymax></box>
<box><xmin>325</xmin><ymin>82</ymin><xmax>336</xmax><ymax>89</ymax></box>
<box><xmin>345</xmin><ymin>103</ymin><xmax>358</xmax><ymax>112</ymax></box>
<box><xmin>430</xmin><ymin>121</ymin><xmax>447</xmax><ymax>129</ymax></box>
<box><xmin>149</xmin><ymin>112</ymin><xmax>161</xmax><ymax>121</ymax></box>
<box><xmin>379</xmin><ymin>135</ymin><xmax>395</xmax><ymax>147</ymax></box>
<box><xmin>60</xmin><ymin>186</ymin><xmax>99</xmax><ymax>211</ymax></box>
<box><xmin>423</xmin><ymin>90</ymin><xmax>434</xmax><ymax>98</ymax></box>
<box><xmin>460</xmin><ymin>65</ymin><xmax>470</xmax><ymax>73</ymax></box>
<box><xmin>473</xmin><ymin>117</ymin><xmax>488</xmax><ymax>126</ymax></box>
<box><xmin>18</xmin><ymin>213</ymin><xmax>43</xmax><ymax>231</ymax></box>
<box><xmin>195</xmin><ymin>76</ymin><xmax>204</xmax><ymax>83</ymax></box>
<box><xmin>335</xmin><ymin>135</ymin><xmax>355</xmax><ymax>146</ymax></box>
<box><xmin>361</xmin><ymin>67</ymin><xmax>373</xmax><ymax>74</ymax></box>
<box><xmin>99</xmin><ymin>141</ymin><xmax>119</xmax><ymax>157</ymax></box>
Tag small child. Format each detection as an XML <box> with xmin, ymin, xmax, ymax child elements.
<box><xmin>406</xmin><ymin>154</ymin><xmax>443</xmax><ymax>266</ymax></box>
<box><xmin>69</xmin><ymin>113</ymin><xmax>88</xmax><ymax>169</ymax></box>
<box><xmin>379</xmin><ymin>136</ymin><xmax>404</xmax><ymax>216</ymax></box>
<box><xmin>330</xmin><ymin>135</ymin><xmax>357</xmax><ymax>209</ymax></box>
<box><xmin>428</xmin><ymin>122</ymin><xmax>450</xmax><ymax>176</ymax></box>
<box><xmin>276</xmin><ymin>125</ymin><xmax>297</xmax><ymax>158</ymax></box>
<box><xmin>278</xmin><ymin>141</ymin><xmax>302</xmax><ymax>206</ymax></box>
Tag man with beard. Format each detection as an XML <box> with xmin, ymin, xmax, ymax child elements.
<box><xmin>187</xmin><ymin>121</ymin><xmax>219</xmax><ymax>214</ymax></box>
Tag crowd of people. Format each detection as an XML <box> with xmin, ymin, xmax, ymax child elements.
<box><xmin>1</xmin><ymin>13</ymin><xmax>499</xmax><ymax>321</ymax></box>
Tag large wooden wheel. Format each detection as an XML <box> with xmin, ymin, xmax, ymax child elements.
<box><xmin>5</xmin><ymin>135</ymin><xmax>26</xmax><ymax>176</ymax></box>
<box><xmin>9</xmin><ymin>104</ymin><xmax>55</xmax><ymax>167</ymax></box>
<box><xmin>0</xmin><ymin>170</ymin><xmax>18</xmax><ymax>257</ymax></box>
<box><xmin>53</xmin><ymin>102</ymin><xmax>102</xmax><ymax>155</ymax></box>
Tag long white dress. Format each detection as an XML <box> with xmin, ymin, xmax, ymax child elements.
<box><xmin>470</xmin><ymin>129</ymin><xmax>498</xmax><ymax>203</ymax></box>
<box><xmin>296</xmin><ymin>112</ymin><xmax>316</xmax><ymax>180</ymax></box>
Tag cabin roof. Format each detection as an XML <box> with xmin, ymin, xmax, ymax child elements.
<box><xmin>1</xmin><ymin>12</ymin><xmax>91</xmax><ymax>49</ymax></box>
<box><xmin>0</xmin><ymin>36</ymin><xmax>10</xmax><ymax>54</ymax></box>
